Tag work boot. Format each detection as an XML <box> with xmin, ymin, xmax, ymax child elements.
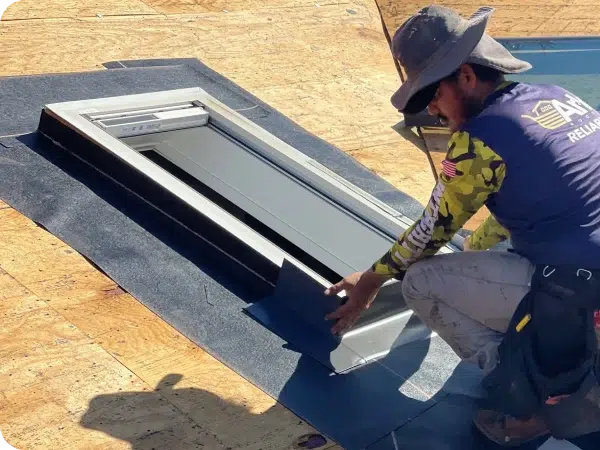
<box><xmin>473</xmin><ymin>408</ymin><xmax>550</xmax><ymax>447</ymax></box>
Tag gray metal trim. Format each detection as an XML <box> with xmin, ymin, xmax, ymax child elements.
<box><xmin>94</xmin><ymin>106</ymin><xmax>209</xmax><ymax>138</ymax></box>
<box><xmin>340</xmin><ymin>280</ymin><xmax>432</xmax><ymax>368</ymax></box>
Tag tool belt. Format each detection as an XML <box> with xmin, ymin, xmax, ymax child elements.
<box><xmin>480</xmin><ymin>264</ymin><xmax>600</xmax><ymax>420</ymax></box>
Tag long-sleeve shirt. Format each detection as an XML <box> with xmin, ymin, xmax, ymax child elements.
<box><xmin>468</xmin><ymin>213</ymin><xmax>510</xmax><ymax>251</ymax></box>
<box><xmin>370</xmin><ymin>131</ymin><xmax>507</xmax><ymax>279</ymax></box>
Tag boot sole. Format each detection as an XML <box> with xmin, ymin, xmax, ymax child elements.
<box><xmin>472</xmin><ymin>417</ymin><xmax>550</xmax><ymax>447</ymax></box>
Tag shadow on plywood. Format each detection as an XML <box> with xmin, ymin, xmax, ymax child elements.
<box><xmin>80</xmin><ymin>373</ymin><xmax>335</xmax><ymax>450</ymax></box>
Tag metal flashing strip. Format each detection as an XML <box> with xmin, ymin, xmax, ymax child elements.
<box><xmin>246</xmin><ymin>260</ymin><xmax>432</xmax><ymax>373</ymax></box>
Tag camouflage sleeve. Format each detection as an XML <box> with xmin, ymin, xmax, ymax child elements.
<box><xmin>370</xmin><ymin>131</ymin><xmax>506</xmax><ymax>278</ymax></box>
<box><xmin>468</xmin><ymin>214</ymin><xmax>510</xmax><ymax>251</ymax></box>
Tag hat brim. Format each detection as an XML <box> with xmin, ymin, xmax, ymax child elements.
<box><xmin>402</xmin><ymin>81</ymin><xmax>441</xmax><ymax>115</ymax></box>
<box><xmin>391</xmin><ymin>7</ymin><xmax>493</xmax><ymax>113</ymax></box>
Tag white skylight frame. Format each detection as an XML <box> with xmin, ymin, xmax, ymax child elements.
<box><xmin>44</xmin><ymin>88</ymin><xmax>460</xmax><ymax>286</ymax></box>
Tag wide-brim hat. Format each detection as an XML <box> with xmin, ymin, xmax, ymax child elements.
<box><xmin>390</xmin><ymin>5</ymin><xmax>532</xmax><ymax>114</ymax></box>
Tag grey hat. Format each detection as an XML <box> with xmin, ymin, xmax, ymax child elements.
<box><xmin>390</xmin><ymin>5</ymin><xmax>532</xmax><ymax>113</ymax></box>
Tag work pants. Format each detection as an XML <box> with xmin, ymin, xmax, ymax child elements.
<box><xmin>401</xmin><ymin>250</ymin><xmax>600</xmax><ymax>438</ymax></box>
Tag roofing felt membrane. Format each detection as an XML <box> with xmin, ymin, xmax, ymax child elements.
<box><xmin>0</xmin><ymin>58</ymin><xmax>598</xmax><ymax>449</ymax></box>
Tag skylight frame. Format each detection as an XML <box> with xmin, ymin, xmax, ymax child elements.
<box><xmin>44</xmin><ymin>87</ymin><xmax>459</xmax><ymax>284</ymax></box>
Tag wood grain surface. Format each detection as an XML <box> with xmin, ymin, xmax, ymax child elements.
<box><xmin>2</xmin><ymin>1</ymin><xmax>593</xmax><ymax>448</ymax></box>
<box><xmin>0</xmin><ymin>210</ymin><xmax>337</xmax><ymax>449</ymax></box>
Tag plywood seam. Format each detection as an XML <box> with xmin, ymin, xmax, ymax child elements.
<box><xmin>131</xmin><ymin>0</ymin><xmax>165</xmax><ymax>17</ymax></box>
<box><xmin>344</xmin><ymin>139</ymin><xmax>410</xmax><ymax>153</ymax></box>
<box><xmin>0</xmin><ymin>270</ymin><xmax>36</xmax><ymax>297</ymax></box>
<box><xmin>156</xmin><ymin>1</ymin><xmax>354</xmax><ymax>13</ymax></box>
<box><xmin>1</xmin><ymin>12</ymin><xmax>165</xmax><ymax>23</ymax></box>
<box><xmin>87</xmin><ymin>5</ymin><xmax>337</xmax><ymax>20</ymax></box>
<box><xmin>0</xmin><ymin>16</ymin><xmax>76</xmax><ymax>24</ymax></box>
<box><xmin>84</xmin><ymin>12</ymin><xmax>162</xmax><ymax>17</ymax></box>
<box><xmin>1</xmin><ymin>16</ymin><xmax>73</xmax><ymax>22</ymax></box>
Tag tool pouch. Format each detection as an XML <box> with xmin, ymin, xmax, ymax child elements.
<box><xmin>480</xmin><ymin>264</ymin><xmax>600</xmax><ymax>420</ymax></box>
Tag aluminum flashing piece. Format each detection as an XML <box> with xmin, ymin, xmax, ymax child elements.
<box><xmin>43</xmin><ymin>87</ymin><xmax>456</xmax><ymax>371</ymax></box>
<box><xmin>246</xmin><ymin>259</ymin><xmax>431</xmax><ymax>373</ymax></box>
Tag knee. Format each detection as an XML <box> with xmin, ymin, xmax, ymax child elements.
<box><xmin>401</xmin><ymin>261</ymin><xmax>427</xmax><ymax>308</ymax></box>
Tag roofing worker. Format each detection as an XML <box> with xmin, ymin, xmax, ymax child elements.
<box><xmin>325</xmin><ymin>4</ymin><xmax>600</xmax><ymax>447</ymax></box>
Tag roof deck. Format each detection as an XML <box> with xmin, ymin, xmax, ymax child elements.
<box><xmin>1</xmin><ymin>2</ymin><xmax>599</xmax><ymax>450</ymax></box>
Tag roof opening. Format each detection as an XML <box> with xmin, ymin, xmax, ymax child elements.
<box><xmin>136</xmin><ymin>146</ymin><xmax>342</xmax><ymax>284</ymax></box>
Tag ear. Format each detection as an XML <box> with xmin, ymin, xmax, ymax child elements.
<box><xmin>458</xmin><ymin>64</ymin><xmax>478</xmax><ymax>90</ymax></box>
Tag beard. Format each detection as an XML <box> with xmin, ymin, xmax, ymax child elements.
<box><xmin>464</xmin><ymin>95</ymin><xmax>486</xmax><ymax>120</ymax></box>
<box><xmin>437</xmin><ymin>94</ymin><xmax>485</xmax><ymax>128</ymax></box>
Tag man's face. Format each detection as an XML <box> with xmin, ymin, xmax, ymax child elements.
<box><xmin>426</xmin><ymin>68</ymin><xmax>484</xmax><ymax>132</ymax></box>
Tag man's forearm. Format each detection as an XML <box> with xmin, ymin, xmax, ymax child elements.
<box><xmin>469</xmin><ymin>213</ymin><xmax>510</xmax><ymax>251</ymax></box>
<box><xmin>370</xmin><ymin>132</ymin><xmax>507</xmax><ymax>274</ymax></box>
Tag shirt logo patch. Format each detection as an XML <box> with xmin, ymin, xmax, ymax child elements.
<box><xmin>522</xmin><ymin>100</ymin><xmax>568</xmax><ymax>130</ymax></box>
<box><xmin>442</xmin><ymin>159</ymin><xmax>457</xmax><ymax>178</ymax></box>
<box><xmin>522</xmin><ymin>94</ymin><xmax>595</xmax><ymax>130</ymax></box>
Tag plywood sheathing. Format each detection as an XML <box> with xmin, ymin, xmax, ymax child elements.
<box><xmin>376</xmin><ymin>0</ymin><xmax>600</xmax><ymax>39</ymax></box>
<box><xmin>0</xmin><ymin>209</ymin><xmax>340</xmax><ymax>449</ymax></box>
<box><xmin>1</xmin><ymin>0</ymin><xmax>438</xmax><ymax>209</ymax></box>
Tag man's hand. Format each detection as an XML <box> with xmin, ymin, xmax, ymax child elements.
<box><xmin>324</xmin><ymin>271</ymin><xmax>388</xmax><ymax>335</ymax></box>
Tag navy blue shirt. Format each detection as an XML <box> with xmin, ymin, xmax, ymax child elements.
<box><xmin>371</xmin><ymin>81</ymin><xmax>600</xmax><ymax>279</ymax></box>
<box><xmin>464</xmin><ymin>82</ymin><xmax>600</xmax><ymax>268</ymax></box>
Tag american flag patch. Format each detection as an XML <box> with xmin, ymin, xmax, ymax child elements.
<box><xmin>442</xmin><ymin>159</ymin><xmax>457</xmax><ymax>178</ymax></box>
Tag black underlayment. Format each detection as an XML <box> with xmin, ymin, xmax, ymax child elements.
<box><xmin>0</xmin><ymin>59</ymin><xmax>596</xmax><ymax>449</ymax></box>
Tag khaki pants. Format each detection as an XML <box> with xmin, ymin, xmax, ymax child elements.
<box><xmin>402</xmin><ymin>251</ymin><xmax>600</xmax><ymax>372</ymax></box>
<box><xmin>402</xmin><ymin>250</ymin><xmax>600</xmax><ymax>436</ymax></box>
<box><xmin>401</xmin><ymin>251</ymin><xmax>535</xmax><ymax>374</ymax></box>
